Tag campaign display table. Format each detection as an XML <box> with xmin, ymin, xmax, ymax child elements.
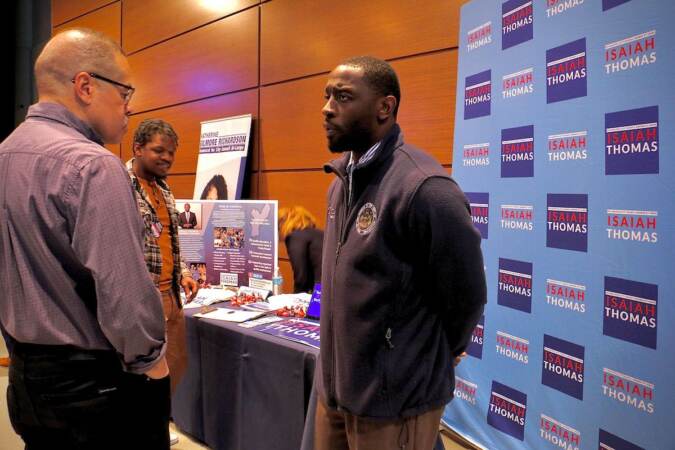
<box><xmin>172</xmin><ymin>309</ymin><xmax>318</xmax><ymax>450</ymax></box>
<box><xmin>173</xmin><ymin>309</ymin><xmax>445</xmax><ymax>450</ymax></box>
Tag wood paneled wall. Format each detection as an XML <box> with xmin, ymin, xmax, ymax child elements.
<box><xmin>52</xmin><ymin>0</ymin><xmax>464</xmax><ymax>290</ymax></box>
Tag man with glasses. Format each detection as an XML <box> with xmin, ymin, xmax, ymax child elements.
<box><xmin>83</xmin><ymin>72</ymin><xmax>136</xmax><ymax>103</ymax></box>
<box><xmin>0</xmin><ymin>28</ymin><xmax>172</xmax><ymax>448</ymax></box>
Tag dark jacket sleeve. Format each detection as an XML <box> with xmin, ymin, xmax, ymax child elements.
<box><xmin>286</xmin><ymin>232</ymin><xmax>311</xmax><ymax>293</ymax></box>
<box><xmin>189</xmin><ymin>212</ymin><xmax>197</xmax><ymax>227</ymax></box>
<box><xmin>407</xmin><ymin>176</ymin><xmax>487</xmax><ymax>356</ymax></box>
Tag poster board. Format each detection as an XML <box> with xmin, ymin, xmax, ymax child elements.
<box><xmin>177</xmin><ymin>200</ymin><xmax>278</xmax><ymax>291</ymax></box>
<box><xmin>194</xmin><ymin>114</ymin><xmax>252</xmax><ymax>201</ymax></box>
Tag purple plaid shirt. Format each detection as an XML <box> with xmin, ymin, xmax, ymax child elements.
<box><xmin>0</xmin><ymin>103</ymin><xmax>166</xmax><ymax>374</ymax></box>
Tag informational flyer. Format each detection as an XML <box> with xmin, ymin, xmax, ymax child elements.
<box><xmin>177</xmin><ymin>200</ymin><xmax>278</xmax><ymax>290</ymax></box>
<box><xmin>193</xmin><ymin>114</ymin><xmax>252</xmax><ymax>200</ymax></box>
<box><xmin>193</xmin><ymin>307</ymin><xmax>266</xmax><ymax>323</ymax></box>
<box><xmin>255</xmin><ymin>318</ymin><xmax>320</xmax><ymax>349</ymax></box>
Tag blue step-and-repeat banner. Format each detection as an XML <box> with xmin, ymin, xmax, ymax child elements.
<box><xmin>444</xmin><ymin>0</ymin><xmax>675</xmax><ymax>449</ymax></box>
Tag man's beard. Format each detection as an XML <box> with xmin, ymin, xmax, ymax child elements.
<box><xmin>328</xmin><ymin>120</ymin><xmax>373</xmax><ymax>154</ymax></box>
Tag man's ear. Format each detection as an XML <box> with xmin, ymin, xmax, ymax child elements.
<box><xmin>132</xmin><ymin>142</ymin><xmax>142</xmax><ymax>158</ymax></box>
<box><xmin>72</xmin><ymin>72</ymin><xmax>95</xmax><ymax>105</ymax></box>
<box><xmin>377</xmin><ymin>95</ymin><xmax>397</xmax><ymax>121</ymax></box>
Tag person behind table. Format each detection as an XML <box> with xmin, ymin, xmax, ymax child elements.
<box><xmin>0</xmin><ymin>28</ymin><xmax>171</xmax><ymax>449</ymax></box>
<box><xmin>315</xmin><ymin>56</ymin><xmax>486</xmax><ymax>450</ymax></box>
<box><xmin>178</xmin><ymin>202</ymin><xmax>197</xmax><ymax>229</ymax></box>
<box><xmin>278</xmin><ymin>206</ymin><xmax>324</xmax><ymax>293</ymax></box>
<box><xmin>200</xmin><ymin>174</ymin><xmax>228</xmax><ymax>200</ymax></box>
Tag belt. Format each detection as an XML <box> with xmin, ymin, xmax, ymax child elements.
<box><xmin>12</xmin><ymin>341</ymin><xmax>117</xmax><ymax>363</ymax></box>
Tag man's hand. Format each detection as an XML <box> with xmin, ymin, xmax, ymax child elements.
<box><xmin>144</xmin><ymin>355</ymin><xmax>169</xmax><ymax>379</ymax></box>
<box><xmin>181</xmin><ymin>276</ymin><xmax>199</xmax><ymax>302</ymax></box>
<box><xmin>453</xmin><ymin>352</ymin><xmax>468</xmax><ymax>367</ymax></box>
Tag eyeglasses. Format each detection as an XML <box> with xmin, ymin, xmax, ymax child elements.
<box><xmin>71</xmin><ymin>72</ymin><xmax>135</xmax><ymax>104</ymax></box>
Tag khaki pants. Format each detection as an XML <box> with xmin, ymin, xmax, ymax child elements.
<box><xmin>315</xmin><ymin>398</ymin><xmax>443</xmax><ymax>450</ymax></box>
<box><xmin>161</xmin><ymin>289</ymin><xmax>187</xmax><ymax>394</ymax></box>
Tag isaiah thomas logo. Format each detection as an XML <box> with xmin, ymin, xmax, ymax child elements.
<box><xmin>501</xmin><ymin>125</ymin><xmax>534</xmax><ymax>177</ymax></box>
<box><xmin>546</xmin><ymin>278</ymin><xmax>586</xmax><ymax>313</ymax></box>
<box><xmin>502</xmin><ymin>0</ymin><xmax>533</xmax><ymax>50</ymax></box>
<box><xmin>466</xmin><ymin>315</ymin><xmax>485</xmax><ymax>359</ymax></box>
<box><xmin>500</xmin><ymin>203</ymin><xmax>533</xmax><ymax>232</ymax></box>
<box><xmin>605</xmin><ymin>106</ymin><xmax>658</xmax><ymax>175</ymax></box>
<box><xmin>542</xmin><ymin>334</ymin><xmax>585</xmax><ymax>400</ymax></box>
<box><xmin>606</xmin><ymin>208</ymin><xmax>657</xmax><ymax>243</ymax></box>
<box><xmin>602</xmin><ymin>367</ymin><xmax>654</xmax><ymax>414</ymax></box>
<box><xmin>603</xmin><ymin>276</ymin><xmax>657</xmax><ymax>349</ymax></box>
<box><xmin>548</xmin><ymin>130</ymin><xmax>587</xmax><ymax>162</ymax></box>
<box><xmin>498</xmin><ymin>258</ymin><xmax>532</xmax><ymax>313</ymax></box>
<box><xmin>546</xmin><ymin>194</ymin><xmax>588</xmax><ymax>252</ymax></box>
<box><xmin>496</xmin><ymin>330</ymin><xmax>529</xmax><ymax>364</ymax></box>
<box><xmin>540</xmin><ymin>414</ymin><xmax>581</xmax><ymax>450</ymax></box>
<box><xmin>454</xmin><ymin>376</ymin><xmax>478</xmax><ymax>406</ymax></box>
<box><xmin>464</xmin><ymin>70</ymin><xmax>492</xmax><ymax>119</ymax></box>
<box><xmin>546</xmin><ymin>38</ymin><xmax>587</xmax><ymax>103</ymax></box>
<box><xmin>605</xmin><ymin>30</ymin><xmax>656</xmax><ymax>74</ymax></box>
<box><xmin>502</xmin><ymin>67</ymin><xmax>533</xmax><ymax>99</ymax></box>
<box><xmin>546</xmin><ymin>0</ymin><xmax>585</xmax><ymax>18</ymax></box>
<box><xmin>488</xmin><ymin>381</ymin><xmax>527</xmax><ymax>440</ymax></box>
<box><xmin>467</xmin><ymin>21</ymin><xmax>492</xmax><ymax>52</ymax></box>
<box><xmin>462</xmin><ymin>142</ymin><xmax>490</xmax><ymax>167</ymax></box>
<box><xmin>466</xmin><ymin>192</ymin><xmax>489</xmax><ymax>239</ymax></box>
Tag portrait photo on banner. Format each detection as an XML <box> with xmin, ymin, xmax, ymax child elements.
<box><xmin>176</xmin><ymin>201</ymin><xmax>203</xmax><ymax>230</ymax></box>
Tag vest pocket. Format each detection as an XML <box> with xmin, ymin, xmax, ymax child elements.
<box><xmin>380</xmin><ymin>326</ymin><xmax>395</xmax><ymax>415</ymax></box>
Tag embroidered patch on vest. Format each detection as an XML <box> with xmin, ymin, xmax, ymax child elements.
<box><xmin>356</xmin><ymin>203</ymin><xmax>377</xmax><ymax>235</ymax></box>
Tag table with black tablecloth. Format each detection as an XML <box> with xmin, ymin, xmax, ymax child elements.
<box><xmin>173</xmin><ymin>309</ymin><xmax>445</xmax><ymax>450</ymax></box>
<box><xmin>172</xmin><ymin>310</ymin><xmax>318</xmax><ymax>450</ymax></box>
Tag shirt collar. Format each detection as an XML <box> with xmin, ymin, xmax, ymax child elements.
<box><xmin>26</xmin><ymin>102</ymin><xmax>104</xmax><ymax>145</ymax></box>
<box><xmin>347</xmin><ymin>141</ymin><xmax>381</xmax><ymax>173</ymax></box>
